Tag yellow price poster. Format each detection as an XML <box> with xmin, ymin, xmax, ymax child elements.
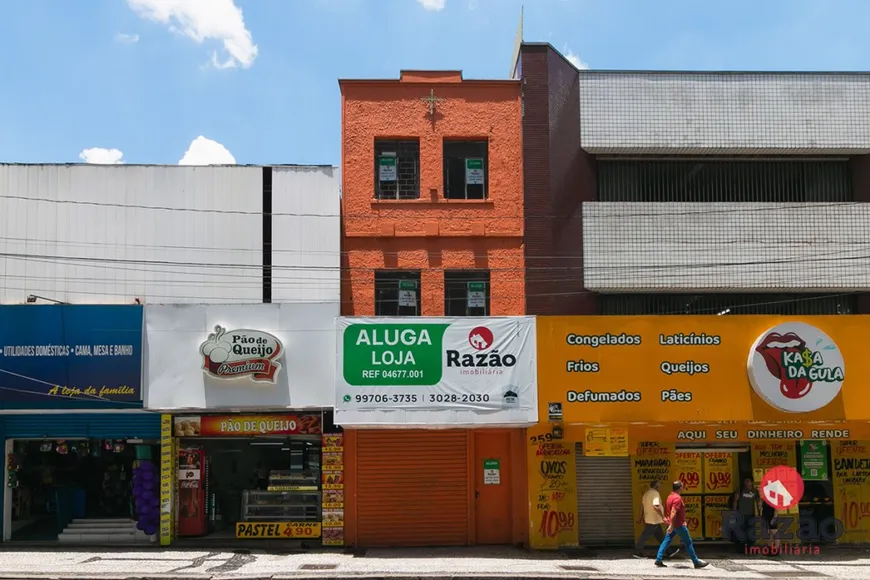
<box><xmin>159</xmin><ymin>414</ymin><xmax>173</xmax><ymax>547</ymax></box>
<box><xmin>630</xmin><ymin>442</ymin><xmax>675</xmax><ymax>545</ymax></box>
<box><xmin>683</xmin><ymin>495</ymin><xmax>702</xmax><ymax>538</ymax></box>
<box><xmin>674</xmin><ymin>452</ymin><xmax>703</xmax><ymax>494</ymax></box>
<box><xmin>832</xmin><ymin>440</ymin><xmax>870</xmax><ymax>544</ymax></box>
<box><xmin>751</xmin><ymin>442</ymin><xmax>796</xmax><ymax>475</ymax></box>
<box><xmin>584</xmin><ymin>428</ymin><xmax>628</xmax><ymax>456</ymax></box>
<box><xmin>669</xmin><ymin>495</ymin><xmax>702</xmax><ymax>548</ymax></box>
<box><xmin>610</xmin><ymin>428</ymin><xmax>628</xmax><ymax>455</ymax></box>
<box><xmin>703</xmin><ymin>495</ymin><xmax>731</xmax><ymax>539</ymax></box>
<box><xmin>235</xmin><ymin>522</ymin><xmax>321</xmax><ymax>539</ymax></box>
<box><xmin>703</xmin><ymin>452</ymin><xmax>735</xmax><ymax>494</ymax></box>
<box><xmin>528</xmin><ymin>434</ymin><xmax>578</xmax><ymax>549</ymax></box>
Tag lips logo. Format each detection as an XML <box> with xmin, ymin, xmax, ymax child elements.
<box><xmin>748</xmin><ymin>323</ymin><xmax>845</xmax><ymax>414</ymax></box>
<box><xmin>756</xmin><ymin>332</ymin><xmax>813</xmax><ymax>400</ymax></box>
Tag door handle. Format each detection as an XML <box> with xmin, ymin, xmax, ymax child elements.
<box><xmin>475</xmin><ymin>490</ymin><xmax>479</xmax><ymax>499</ymax></box>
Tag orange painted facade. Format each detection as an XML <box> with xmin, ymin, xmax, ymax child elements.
<box><xmin>338</xmin><ymin>70</ymin><xmax>528</xmax><ymax>549</ymax></box>
<box><xmin>339</xmin><ymin>70</ymin><xmax>525</xmax><ymax>316</ymax></box>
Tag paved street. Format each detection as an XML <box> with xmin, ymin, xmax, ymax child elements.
<box><xmin>0</xmin><ymin>546</ymin><xmax>867</xmax><ymax>580</ymax></box>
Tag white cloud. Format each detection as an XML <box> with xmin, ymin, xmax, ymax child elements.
<box><xmin>79</xmin><ymin>148</ymin><xmax>125</xmax><ymax>164</ymax></box>
<box><xmin>115</xmin><ymin>33</ymin><xmax>140</xmax><ymax>44</ymax></box>
<box><xmin>126</xmin><ymin>0</ymin><xmax>257</xmax><ymax>69</ymax></box>
<box><xmin>178</xmin><ymin>136</ymin><xmax>236</xmax><ymax>165</ymax></box>
<box><xmin>563</xmin><ymin>46</ymin><xmax>589</xmax><ymax>69</ymax></box>
<box><xmin>417</xmin><ymin>0</ymin><xmax>446</xmax><ymax>11</ymax></box>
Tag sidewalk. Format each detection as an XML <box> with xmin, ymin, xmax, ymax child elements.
<box><xmin>0</xmin><ymin>546</ymin><xmax>867</xmax><ymax>579</ymax></box>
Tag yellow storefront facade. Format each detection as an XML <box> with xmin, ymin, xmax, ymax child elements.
<box><xmin>529</xmin><ymin>316</ymin><xmax>870</xmax><ymax>549</ymax></box>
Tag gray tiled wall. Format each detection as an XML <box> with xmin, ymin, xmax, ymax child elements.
<box><xmin>579</xmin><ymin>72</ymin><xmax>870</xmax><ymax>154</ymax></box>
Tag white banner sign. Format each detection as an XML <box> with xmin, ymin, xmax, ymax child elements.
<box><xmin>144</xmin><ymin>303</ymin><xmax>337</xmax><ymax>411</ymax></box>
<box><xmin>335</xmin><ymin>317</ymin><xmax>537</xmax><ymax>426</ymax></box>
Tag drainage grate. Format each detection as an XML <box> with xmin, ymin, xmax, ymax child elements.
<box><xmin>298</xmin><ymin>564</ymin><xmax>339</xmax><ymax>571</ymax></box>
<box><xmin>559</xmin><ymin>565</ymin><xmax>599</xmax><ymax>572</ymax></box>
<box><xmin>763</xmin><ymin>572</ymin><xmax>827</xmax><ymax>578</ymax></box>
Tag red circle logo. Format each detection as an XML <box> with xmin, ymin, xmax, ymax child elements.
<box><xmin>760</xmin><ymin>466</ymin><xmax>804</xmax><ymax>510</ymax></box>
<box><xmin>468</xmin><ymin>327</ymin><xmax>494</xmax><ymax>350</ymax></box>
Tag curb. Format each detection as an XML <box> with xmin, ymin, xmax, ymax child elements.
<box><xmin>0</xmin><ymin>576</ymin><xmax>834</xmax><ymax>580</ymax></box>
<box><xmin>0</xmin><ymin>577</ymin><xmax>583</xmax><ymax>580</ymax></box>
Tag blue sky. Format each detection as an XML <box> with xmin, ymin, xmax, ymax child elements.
<box><xmin>1</xmin><ymin>0</ymin><xmax>869</xmax><ymax>167</ymax></box>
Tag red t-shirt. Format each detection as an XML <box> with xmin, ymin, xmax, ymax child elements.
<box><xmin>665</xmin><ymin>492</ymin><xmax>686</xmax><ymax>527</ymax></box>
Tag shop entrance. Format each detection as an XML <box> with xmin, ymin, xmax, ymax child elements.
<box><xmin>7</xmin><ymin>438</ymin><xmax>159</xmax><ymax>543</ymax></box>
<box><xmin>474</xmin><ymin>431</ymin><xmax>513</xmax><ymax>545</ymax></box>
<box><xmin>176</xmin><ymin>436</ymin><xmax>322</xmax><ymax>540</ymax></box>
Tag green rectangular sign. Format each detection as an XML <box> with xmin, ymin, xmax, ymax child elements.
<box><xmin>342</xmin><ymin>323</ymin><xmax>450</xmax><ymax>386</ymax></box>
<box><xmin>800</xmin><ymin>440</ymin><xmax>828</xmax><ymax>481</ymax></box>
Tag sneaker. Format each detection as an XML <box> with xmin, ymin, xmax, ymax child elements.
<box><xmin>654</xmin><ymin>560</ymin><xmax>666</xmax><ymax>567</ymax></box>
<box><xmin>694</xmin><ymin>560</ymin><xmax>709</xmax><ymax>569</ymax></box>
<box><xmin>632</xmin><ymin>553</ymin><xmax>645</xmax><ymax>559</ymax></box>
<box><xmin>666</xmin><ymin>546</ymin><xmax>681</xmax><ymax>559</ymax></box>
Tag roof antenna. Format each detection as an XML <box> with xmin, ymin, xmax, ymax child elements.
<box><xmin>509</xmin><ymin>6</ymin><xmax>524</xmax><ymax>79</ymax></box>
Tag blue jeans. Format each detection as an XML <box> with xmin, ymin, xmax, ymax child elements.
<box><xmin>656</xmin><ymin>525</ymin><xmax>700</xmax><ymax>563</ymax></box>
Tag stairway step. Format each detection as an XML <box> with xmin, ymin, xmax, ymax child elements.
<box><xmin>59</xmin><ymin>531</ymin><xmax>136</xmax><ymax>543</ymax></box>
<box><xmin>66</xmin><ymin>527</ymin><xmax>139</xmax><ymax>534</ymax></box>
<box><xmin>68</xmin><ymin>521</ymin><xmax>137</xmax><ymax>528</ymax></box>
<box><xmin>72</xmin><ymin>518</ymin><xmax>134</xmax><ymax>524</ymax></box>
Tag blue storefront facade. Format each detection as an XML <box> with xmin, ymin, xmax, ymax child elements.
<box><xmin>0</xmin><ymin>305</ymin><xmax>160</xmax><ymax>543</ymax></box>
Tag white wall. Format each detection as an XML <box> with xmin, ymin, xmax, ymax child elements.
<box><xmin>0</xmin><ymin>165</ymin><xmax>262</xmax><ymax>304</ymax></box>
<box><xmin>0</xmin><ymin>164</ymin><xmax>341</xmax><ymax>305</ymax></box>
<box><xmin>583</xmin><ymin>202</ymin><xmax>870</xmax><ymax>292</ymax></box>
<box><xmin>271</xmin><ymin>166</ymin><xmax>340</xmax><ymax>303</ymax></box>
<box><xmin>579</xmin><ymin>72</ymin><xmax>870</xmax><ymax>154</ymax></box>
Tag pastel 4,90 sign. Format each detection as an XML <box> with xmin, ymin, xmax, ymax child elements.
<box><xmin>342</xmin><ymin>323</ymin><xmax>449</xmax><ymax>386</ymax></box>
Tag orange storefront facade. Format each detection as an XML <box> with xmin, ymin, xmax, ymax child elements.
<box><xmin>338</xmin><ymin>71</ymin><xmax>529</xmax><ymax>548</ymax></box>
<box><xmin>529</xmin><ymin>316</ymin><xmax>870</xmax><ymax>549</ymax></box>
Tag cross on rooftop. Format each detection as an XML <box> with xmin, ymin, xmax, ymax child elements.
<box><xmin>421</xmin><ymin>89</ymin><xmax>445</xmax><ymax>117</ymax></box>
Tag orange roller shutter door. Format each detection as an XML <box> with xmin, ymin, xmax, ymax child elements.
<box><xmin>355</xmin><ymin>430</ymin><xmax>470</xmax><ymax>547</ymax></box>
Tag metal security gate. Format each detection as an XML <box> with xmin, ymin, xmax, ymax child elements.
<box><xmin>1</xmin><ymin>412</ymin><xmax>162</xmax><ymax>439</ymax></box>
<box><xmin>356</xmin><ymin>430</ymin><xmax>469</xmax><ymax>547</ymax></box>
<box><xmin>575</xmin><ymin>447</ymin><xmax>634</xmax><ymax>547</ymax></box>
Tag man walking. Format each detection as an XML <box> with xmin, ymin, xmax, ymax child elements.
<box><xmin>654</xmin><ymin>481</ymin><xmax>709</xmax><ymax>569</ymax></box>
<box><xmin>633</xmin><ymin>480</ymin><xmax>680</xmax><ymax>559</ymax></box>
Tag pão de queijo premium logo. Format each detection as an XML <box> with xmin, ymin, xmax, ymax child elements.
<box><xmin>200</xmin><ymin>325</ymin><xmax>284</xmax><ymax>383</ymax></box>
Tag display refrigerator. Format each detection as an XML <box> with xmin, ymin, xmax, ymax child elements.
<box><xmin>177</xmin><ymin>447</ymin><xmax>206</xmax><ymax>536</ymax></box>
